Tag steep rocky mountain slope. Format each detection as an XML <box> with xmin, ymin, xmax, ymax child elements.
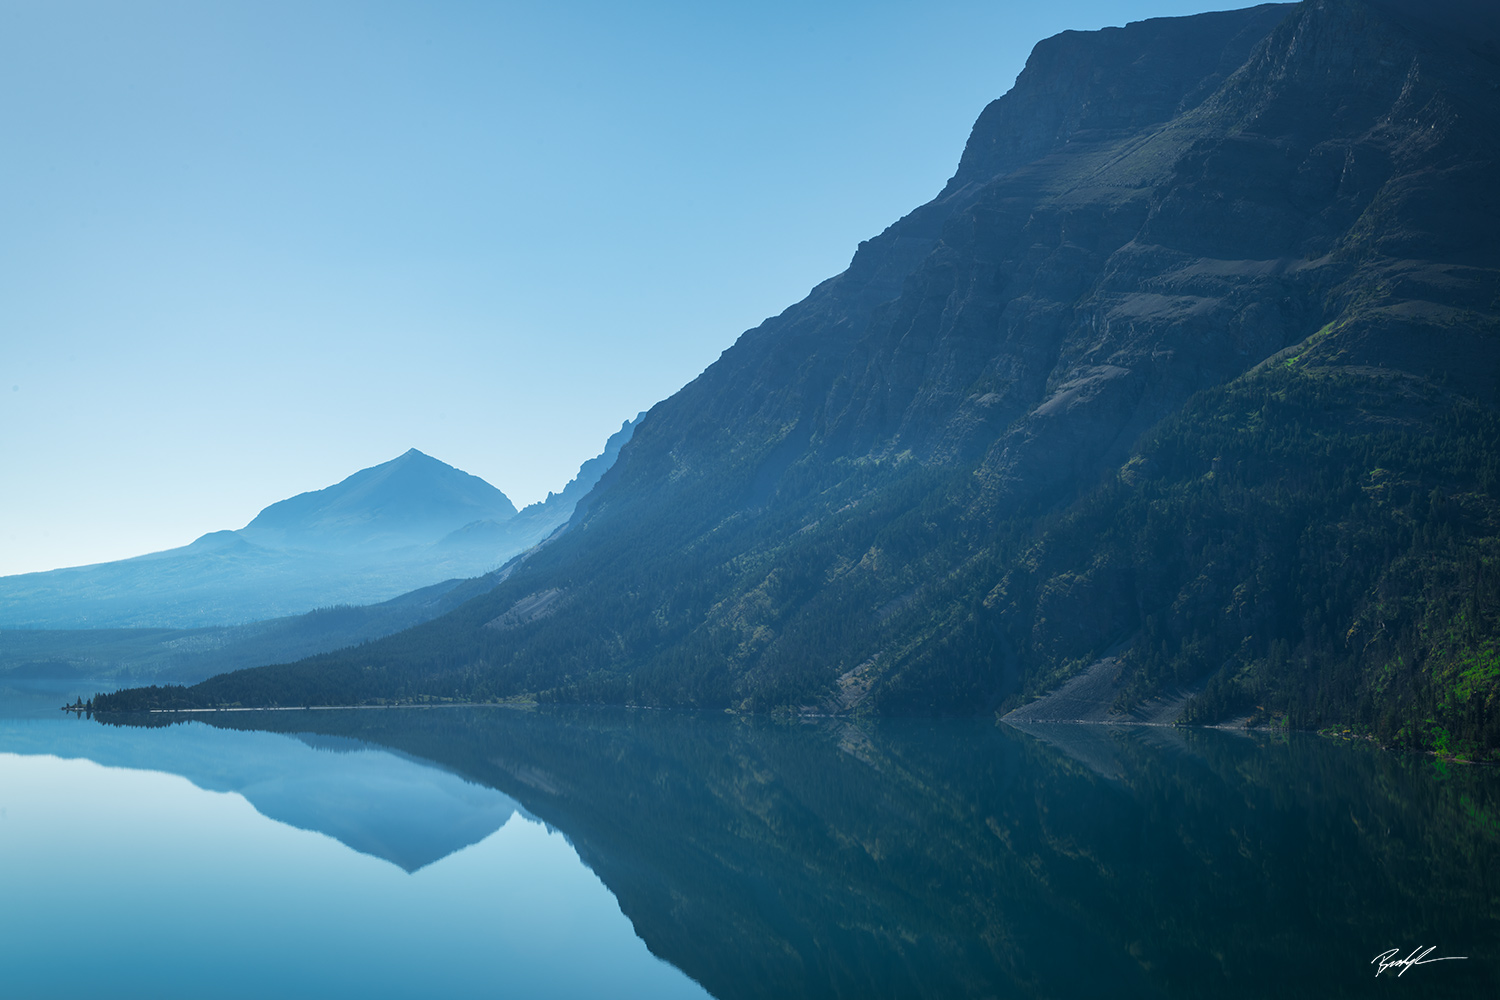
<box><xmin>110</xmin><ymin>0</ymin><xmax>1500</xmax><ymax>755</ymax></box>
<box><xmin>236</xmin><ymin>448</ymin><xmax>518</xmax><ymax>552</ymax></box>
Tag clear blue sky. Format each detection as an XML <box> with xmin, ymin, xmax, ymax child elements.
<box><xmin>0</xmin><ymin>0</ymin><xmax>1261</xmax><ymax>577</ymax></box>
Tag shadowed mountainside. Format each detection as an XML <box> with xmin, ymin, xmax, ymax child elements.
<box><xmin>103</xmin><ymin>0</ymin><xmax>1500</xmax><ymax>755</ymax></box>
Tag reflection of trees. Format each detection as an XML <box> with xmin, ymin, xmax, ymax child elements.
<box><xmin>119</xmin><ymin>708</ymin><xmax>1499</xmax><ymax>999</ymax></box>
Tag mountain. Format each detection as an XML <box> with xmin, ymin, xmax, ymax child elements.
<box><xmin>102</xmin><ymin>0</ymin><xmax>1500</xmax><ymax>757</ymax></box>
<box><xmin>0</xmin><ymin>425</ymin><xmax>637</xmax><ymax>630</ymax></box>
<box><xmin>430</xmin><ymin>414</ymin><xmax>644</xmax><ymax>555</ymax></box>
<box><xmin>0</xmin><ymin>449</ymin><xmax>512</xmax><ymax>628</ymax></box>
<box><xmin>238</xmin><ymin>448</ymin><xmax>517</xmax><ymax>552</ymax></box>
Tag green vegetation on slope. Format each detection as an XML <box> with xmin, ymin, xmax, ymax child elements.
<box><xmin>94</xmin><ymin>359</ymin><xmax>1500</xmax><ymax>760</ymax></box>
<box><xmin>972</xmin><ymin>361</ymin><xmax>1500</xmax><ymax>757</ymax></box>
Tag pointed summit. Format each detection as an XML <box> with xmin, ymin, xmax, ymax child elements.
<box><xmin>0</xmin><ymin>424</ymin><xmax>640</xmax><ymax>628</ymax></box>
<box><xmin>239</xmin><ymin>451</ymin><xmax>517</xmax><ymax>552</ymax></box>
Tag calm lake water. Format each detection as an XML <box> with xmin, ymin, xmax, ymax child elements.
<box><xmin>1</xmin><ymin>680</ymin><xmax>1495</xmax><ymax>999</ymax></box>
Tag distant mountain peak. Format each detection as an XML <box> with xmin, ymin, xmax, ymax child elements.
<box><xmin>238</xmin><ymin>451</ymin><xmax>518</xmax><ymax>552</ymax></box>
<box><xmin>0</xmin><ymin>424</ymin><xmax>642</xmax><ymax>627</ymax></box>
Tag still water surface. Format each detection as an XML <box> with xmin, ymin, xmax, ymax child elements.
<box><xmin>0</xmin><ymin>680</ymin><xmax>1495</xmax><ymax>998</ymax></box>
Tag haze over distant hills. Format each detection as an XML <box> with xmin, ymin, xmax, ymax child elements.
<box><xmin>101</xmin><ymin>0</ymin><xmax>1500</xmax><ymax>757</ymax></box>
<box><xmin>0</xmin><ymin>417</ymin><xmax>640</xmax><ymax>630</ymax></box>
<box><xmin>237</xmin><ymin>447</ymin><xmax>518</xmax><ymax>552</ymax></box>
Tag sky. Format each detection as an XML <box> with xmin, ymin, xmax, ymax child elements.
<box><xmin>0</xmin><ymin>0</ymin><xmax>1261</xmax><ymax>577</ymax></box>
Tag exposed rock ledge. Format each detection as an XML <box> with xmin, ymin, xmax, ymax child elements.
<box><xmin>1002</xmin><ymin>656</ymin><xmax>1200</xmax><ymax>727</ymax></box>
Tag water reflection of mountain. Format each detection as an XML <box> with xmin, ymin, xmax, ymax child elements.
<box><xmin>106</xmin><ymin>706</ymin><xmax>1496</xmax><ymax>1000</ymax></box>
<box><xmin>1</xmin><ymin>709</ymin><xmax>521</xmax><ymax>872</ymax></box>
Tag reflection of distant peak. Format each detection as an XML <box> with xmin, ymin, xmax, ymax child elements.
<box><xmin>239</xmin><ymin>736</ymin><xmax>523</xmax><ymax>873</ymax></box>
<box><xmin>0</xmin><ymin>715</ymin><xmax>521</xmax><ymax>874</ymax></box>
<box><xmin>283</xmin><ymin>726</ymin><xmax>544</xmax><ymax>832</ymax></box>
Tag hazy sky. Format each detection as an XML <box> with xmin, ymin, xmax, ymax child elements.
<box><xmin>1</xmin><ymin>0</ymin><xmax>1260</xmax><ymax>577</ymax></box>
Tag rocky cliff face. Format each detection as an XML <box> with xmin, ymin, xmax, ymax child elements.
<box><xmin>147</xmin><ymin>0</ymin><xmax>1500</xmax><ymax>754</ymax></box>
<box><xmin>611</xmin><ymin>0</ymin><xmax>1496</xmax><ymax>506</ymax></box>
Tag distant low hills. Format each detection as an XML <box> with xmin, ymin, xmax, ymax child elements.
<box><xmin>0</xmin><ymin>575</ymin><xmax>499</xmax><ymax>685</ymax></box>
<box><xmin>0</xmin><ymin>418</ymin><xmax>640</xmax><ymax>630</ymax></box>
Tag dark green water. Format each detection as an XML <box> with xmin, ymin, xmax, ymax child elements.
<box><xmin>5</xmin><ymin>684</ymin><xmax>1497</xmax><ymax>998</ymax></box>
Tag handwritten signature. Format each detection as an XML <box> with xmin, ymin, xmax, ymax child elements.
<box><xmin>1371</xmin><ymin>947</ymin><xmax>1467</xmax><ymax>977</ymax></box>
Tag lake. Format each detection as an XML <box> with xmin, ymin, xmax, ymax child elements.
<box><xmin>1</xmin><ymin>680</ymin><xmax>1495</xmax><ymax>998</ymax></box>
